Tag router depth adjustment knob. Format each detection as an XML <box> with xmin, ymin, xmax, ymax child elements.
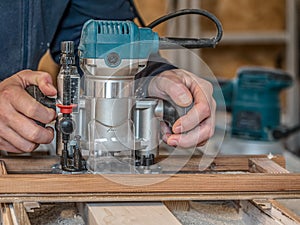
<box><xmin>59</xmin><ymin>117</ymin><xmax>75</xmax><ymax>135</ymax></box>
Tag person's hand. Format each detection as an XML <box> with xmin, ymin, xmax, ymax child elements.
<box><xmin>0</xmin><ymin>70</ymin><xmax>57</xmax><ymax>153</ymax></box>
<box><xmin>148</xmin><ymin>69</ymin><xmax>216</xmax><ymax>148</ymax></box>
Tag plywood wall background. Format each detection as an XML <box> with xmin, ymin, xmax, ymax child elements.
<box><xmin>134</xmin><ymin>0</ymin><xmax>168</xmax><ymax>35</ymax></box>
<box><xmin>201</xmin><ymin>0</ymin><xmax>286</xmax><ymax>31</ymax></box>
<box><xmin>200</xmin><ymin>0</ymin><xmax>287</xmax><ymax>78</ymax></box>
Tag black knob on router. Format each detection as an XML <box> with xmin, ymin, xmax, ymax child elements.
<box><xmin>60</xmin><ymin>118</ymin><xmax>75</xmax><ymax>135</ymax></box>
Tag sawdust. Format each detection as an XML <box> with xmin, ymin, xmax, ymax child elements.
<box><xmin>173</xmin><ymin>201</ymin><xmax>245</xmax><ymax>225</ymax></box>
<box><xmin>29</xmin><ymin>201</ymin><xmax>247</xmax><ymax>225</ymax></box>
<box><xmin>28</xmin><ymin>203</ymin><xmax>84</xmax><ymax>225</ymax></box>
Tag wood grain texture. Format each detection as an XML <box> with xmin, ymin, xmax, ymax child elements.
<box><xmin>0</xmin><ymin>203</ymin><xmax>14</xmax><ymax>225</ymax></box>
<box><xmin>249</xmin><ymin>159</ymin><xmax>300</xmax><ymax>224</ymax></box>
<box><xmin>163</xmin><ymin>201</ymin><xmax>190</xmax><ymax>211</ymax></box>
<box><xmin>251</xmin><ymin>199</ymin><xmax>300</xmax><ymax>225</ymax></box>
<box><xmin>240</xmin><ymin>201</ymin><xmax>278</xmax><ymax>225</ymax></box>
<box><xmin>87</xmin><ymin>202</ymin><xmax>182</xmax><ymax>225</ymax></box>
<box><xmin>0</xmin><ymin>161</ymin><xmax>14</xmax><ymax>225</ymax></box>
<box><xmin>0</xmin><ymin>156</ymin><xmax>59</xmax><ymax>174</ymax></box>
<box><xmin>269</xmin><ymin>199</ymin><xmax>300</xmax><ymax>224</ymax></box>
<box><xmin>201</xmin><ymin>0</ymin><xmax>286</xmax><ymax>32</ymax></box>
<box><xmin>0</xmin><ymin>173</ymin><xmax>299</xmax><ymax>194</ymax></box>
<box><xmin>1</xmin><ymin>162</ymin><xmax>31</xmax><ymax>225</ymax></box>
<box><xmin>12</xmin><ymin>203</ymin><xmax>31</xmax><ymax>225</ymax></box>
<box><xmin>0</xmin><ymin>161</ymin><xmax>7</xmax><ymax>175</ymax></box>
<box><xmin>157</xmin><ymin>154</ymin><xmax>285</xmax><ymax>172</ymax></box>
<box><xmin>0</xmin><ymin>191</ymin><xmax>300</xmax><ymax>203</ymax></box>
<box><xmin>0</xmin><ymin>154</ymin><xmax>285</xmax><ymax>174</ymax></box>
<box><xmin>249</xmin><ymin>158</ymin><xmax>289</xmax><ymax>174</ymax></box>
<box><xmin>0</xmin><ymin>192</ymin><xmax>299</xmax><ymax>205</ymax></box>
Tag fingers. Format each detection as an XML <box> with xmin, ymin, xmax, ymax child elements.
<box><xmin>7</xmin><ymin>109</ymin><xmax>54</xmax><ymax>144</ymax></box>
<box><xmin>150</xmin><ymin>69</ymin><xmax>216</xmax><ymax>148</ymax></box>
<box><xmin>0</xmin><ymin>122</ymin><xmax>42</xmax><ymax>153</ymax></box>
<box><xmin>0</xmin><ymin>81</ymin><xmax>56</xmax><ymax>125</ymax></box>
<box><xmin>160</xmin><ymin>121</ymin><xmax>172</xmax><ymax>143</ymax></box>
<box><xmin>10</xmin><ymin>88</ymin><xmax>56</xmax><ymax>124</ymax></box>
<box><xmin>149</xmin><ymin>70</ymin><xmax>193</xmax><ymax>107</ymax></box>
<box><xmin>166</xmin><ymin>118</ymin><xmax>215</xmax><ymax>148</ymax></box>
<box><xmin>0</xmin><ymin>137</ymin><xmax>24</xmax><ymax>153</ymax></box>
<box><xmin>172</xmin><ymin>100</ymin><xmax>211</xmax><ymax>134</ymax></box>
<box><xmin>16</xmin><ymin>70</ymin><xmax>57</xmax><ymax>96</ymax></box>
<box><xmin>0</xmin><ymin>70</ymin><xmax>56</xmax><ymax>153</ymax></box>
<box><xmin>0</xmin><ymin>103</ymin><xmax>54</xmax><ymax>152</ymax></box>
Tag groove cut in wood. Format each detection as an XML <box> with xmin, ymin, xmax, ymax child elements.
<box><xmin>0</xmin><ymin>192</ymin><xmax>299</xmax><ymax>203</ymax></box>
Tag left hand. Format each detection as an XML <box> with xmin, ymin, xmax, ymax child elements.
<box><xmin>148</xmin><ymin>69</ymin><xmax>216</xmax><ymax>148</ymax></box>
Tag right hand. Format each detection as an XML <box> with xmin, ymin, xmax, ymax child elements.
<box><xmin>0</xmin><ymin>70</ymin><xmax>57</xmax><ymax>153</ymax></box>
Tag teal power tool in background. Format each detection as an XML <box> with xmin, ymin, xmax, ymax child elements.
<box><xmin>215</xmin><ymin>67</ymin><xmax>293</xmax><ymax>154</ymax></box>
<box><xmin>231</xmin><ymin>67</ymin><xmax>292</xmax><ymax>141</ymax></box>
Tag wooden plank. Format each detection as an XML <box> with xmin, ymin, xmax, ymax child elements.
<box><xmin>0</xmin><ymin>203</ymin><xmax>14</xmax><ymax>225</ymax></box>
<box><xmin>12</xmin><ymin>203</ymin><xmax>31</xmax><ymax>225</ymax></box>
<box><xmin>269</xmin><ymin>200</ymin><xmax>300</xmax><ymax>224</ymax></box>
<box><xmin>1</xmin><ymin>162</ymin><xmax>31</xmax><ymax>225</ymax></box>
<box><xmin>0</xmin><ymin>156</ymin><xmax>59</xmax><ymax>174</ymax></box>
<box><xmin>157</xmin><ymin>154</ymin><xmax>285</xmax><ymax>172</ymax></box>
<box><xmin>0</xmin><ymin>191</ymin><xmax>300</xmax><ymax>203</ymax></box>
<box><xmin>249</xmin><ymin>158</ymin><xmax>289</xmax><ymax>174</ymax></box>
<box><xmin>0</xmin><ymin>154</ymin><xmax>285</xmax><ymax>173</ymax></box>
<box><xmin>87</xmin><ymin>202</ymin><xmax>182</xmax><ymax>225</ymax></box>
<box><xmin>0</xmin><ymin>161</ymin><xmax>14</xmax><ymax>225</ymax></box>
<box><xmin>0</xmin><ymin>173</ymin><xmax>299</xmax><ymax>194</ymax></box>
<box><xmin>250</xmin><ymin>158</ymin><xmax>300</xmax><ymax>224</ymax></box>
<box><xmin>240</xmin><ymin>201</ymin><xmax>279</xmax><ymax>225</ymax></box>
<box><xmin>0</xmin><ymin>161</ymin><xmax>7</xmax><ymax>175</ymax></box>
<box><xmin>23</xmin><ymin>202</ymin><xmax>40</xmax><ymax>213</ymax></box>
<box><xmin>251</xmin><ymin>199</ymin><xmax>300</xmax><ymax>225</ymax></box>
<box><xmin>8</xmin><ymin>205</ymin><xmax>18</xmax><ymax>225</ymax></box>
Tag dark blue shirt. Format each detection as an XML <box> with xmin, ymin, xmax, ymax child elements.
<box><xmin>0</xmin><ymin>0</ymin><xmax>134</xmax><ymax>81</ymax></box>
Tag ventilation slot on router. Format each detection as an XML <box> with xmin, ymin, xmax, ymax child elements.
<box><xmin>97</xmin><ymin>22</ymin><xmax>130</xmax><ymax>35</ymax></box>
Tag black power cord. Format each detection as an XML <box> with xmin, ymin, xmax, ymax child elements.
<box><xmin>129</xmin><ymin>1</ymin><xmax>223</xmax><ymax>49</ymax></box>
<box><xmin>147</xmin><ymin>9</ymin><xmax>223</xmax><ymax>49</ymax></box>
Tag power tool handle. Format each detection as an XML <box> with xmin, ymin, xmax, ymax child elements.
<box><xmin>25</xmin><ymin>85</ymin><xmax>56</xmax><ymax>127</ymax></box>
<box><xmin>162</xmin><ymin>100</ymin><xmax>193</xmax><ymax>132</ymax></box>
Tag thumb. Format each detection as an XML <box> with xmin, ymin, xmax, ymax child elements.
<box><xmin>16</xmin><ymin>70</ymin><xmax>57</xmax><ymax>96</ymax></box>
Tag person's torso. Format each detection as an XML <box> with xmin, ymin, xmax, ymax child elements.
<box><xmin>0</xmin><ymin>0</ymin><xmax>134</xmax><ymax>81</ymax></box>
